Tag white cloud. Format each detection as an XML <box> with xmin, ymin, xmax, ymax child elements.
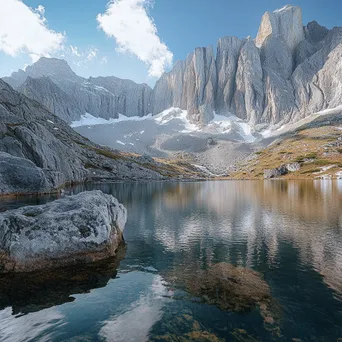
<box><xmin>70</xmin><ymin>45</ymin><xmax>81</xmax><ymax>57</ymax></box>
<box><xmin>97</xmin><ymin>0</ymin><xmax>173</xmax><ymax>77</ymax></box>
<box><xmin>101</xmin><ymin>56</ymin><xmax>108</xmax><ymax>64</ymax></box>
<box><xmin>36</xmin><ymin>4</ymin><xmax>45</xmax><ymax>16</ymax></box>
<box><xmin>0</xmin><ymin>0</ymin><xmax>65</xmax><ymax>62</ymax></box>
<box><xmin>87</xmin><ymin>47</ymin><xmax>98</xmax><ymax>61</ymax></box>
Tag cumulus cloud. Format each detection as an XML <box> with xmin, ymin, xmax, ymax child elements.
<box><xmin>97</xmin><ymin>0</ymin><xmax>173</xmax><ymax>77</ymax></box>
<box><xmin>0</xmin><ymin>0</ymin><xmax>65</xmax><ymax>62</ymax></box>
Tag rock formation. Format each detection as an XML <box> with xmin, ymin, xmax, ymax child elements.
<box><xmin>2</xmin><ymin>5</ymin><xmax>341</xmax><ymax>131</ymax></box>
<box><xmin>153</xmin><ymin>5</ymin><xmax>342</xmax><ymax>130</ymax></box>
<box><xmin>0</xmin><ymin>79</ymin><xmax>203</xmax><ymax>196</ymax></box>
<box><xmin>154</xmin><ymin>46</ymin><xmax>217</xmax><ymax>125</ymax></box>
<box><xmin>3</xmin><ymin>58</ymin><xmax>153</xmax><ymax>123</ymax></box>
<box><xmin>0</xmin><ymin>191</ymin><xmax>126</xmax><ymax>272</ymax></box>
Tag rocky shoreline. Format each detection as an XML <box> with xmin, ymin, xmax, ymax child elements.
<box><xmin>0</xmin><ymin>191</ymin><xmax>126</xmax><ymax>273</ymax></box>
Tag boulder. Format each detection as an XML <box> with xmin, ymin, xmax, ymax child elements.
<box><xmin>286</xmin><ymin>162</ymin><xmax>301</xmax><ymax>172</ymax></box>
<box><xmin>264</xmin><ymin>163</ymin><xmax>301</xmax><ymax>178</ymax></box>
<box><xmin>264</xmin><ymin>165</ymin><xmax>288</xmax><ymax>179</ymax></box>
<box><xmin>0</xmin><ymin>191</ymin><xmax>127</xmax><ymax>273</ymax></box>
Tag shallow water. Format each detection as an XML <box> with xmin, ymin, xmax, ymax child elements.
<box><xmin>1</xmin><ymin>180</ymin><xmax>342</xmax><ymax>341</ymax></box>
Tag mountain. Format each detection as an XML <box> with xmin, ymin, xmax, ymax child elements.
<box><xmin>154</xmin><ymin>5</ymin><xmax>342</xmax><ymax>129</ymax></box>
<box><xmin>4</xmin><ymin>5</ymin><xmax>341</xmax><ymax>131</ymax></box>
<box><xmin>3</xmin><ymin>58</ymin><xmax>153</xmax><ymax>123</ymax></box>
<box><xmin>0</xmin><ymin>80</ymin><xmax>203</xmax><ymax>196</ymax></box>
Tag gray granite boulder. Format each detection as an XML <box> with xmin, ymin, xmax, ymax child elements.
<box><xmin>264</xmin><ymin>165</ymin><xmax>288</xmax><ymax>179</ymax></box>
<box><xmin>264</xmin><ymin>163</ymin><xmax>301</xmax><ymax>179</ymax></box>
<box><xmin>0</xmin><ymin>191</ymin><xmax>127</xmax><ymax>273</ymax></box>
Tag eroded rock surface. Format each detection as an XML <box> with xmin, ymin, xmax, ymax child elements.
<box><xmin>0</xmin><ymin>191</ymin><xmax>127</xmax><ymax>273</ymax></box>
<box><xmin>4</xmin><ymin>58</ymin><xmax>152</xmax><ymax>123</ymax></box>
<box><xmin>153</xmin><ymin>5</ymin><xmax>342</xmax><ymax>129</ymax></box>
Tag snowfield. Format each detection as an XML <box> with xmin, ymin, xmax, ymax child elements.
<box><xmin>72</xmin><ymin>108</ymin><xmax>257</xmax><ymax>174</ymax></box>
<box><xmin>71</xmin><ymin>108</ymin><xmax>257</xmax><ymax>142</ymax></box>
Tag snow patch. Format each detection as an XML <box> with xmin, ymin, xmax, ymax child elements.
<box><xmin>261</xmin><ymin>105</ymin><xmax>342</xmax><ymax>139</ymax></box>
<box><xmin>274</xmin><ymin>5</ymin><xmax>293</xmax><ymax>13</ymax></box>
<box><xmin>71</xmin><ymin>113</ymin><xmax>119</xmax><ymax>127</ymax></box>
<box><xmin>205</xmin><ymin>113</ymin><xmax>256</xmax><ymax>142</ymax></box>
<box><xmin>71</xmin><ymin>108</ymin><xmax>257</xmax><ymax>143</ymax></box>
<box><xmin>313</xmin><ymin>165</ymin><xmax>336</xmax><ymax>175</ymax></box>
<box><xmin>116</xmin><ymin>140</ymin><xmax>125</xmax><ymax>146</ymax></box>
<box><xmin>154</xmin><ymin>107</ymin><xmax>198</xmax><ymax>133</ymax></box>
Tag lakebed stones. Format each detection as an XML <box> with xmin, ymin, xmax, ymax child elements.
<box><xmin>0</xmin><ymin>191</ymin><xmax>127</xmax><ymax>273</ymax></box>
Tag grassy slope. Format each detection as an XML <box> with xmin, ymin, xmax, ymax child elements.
<box><xmin>229</xmin><ymin>125</ymin><xmax>342</xmax><ymax>180</ymax></box>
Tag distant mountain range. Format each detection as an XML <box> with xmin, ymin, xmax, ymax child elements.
<box><xmin>3</xmin><ymin>58</ymin><xmax>153</xmax><ymax>123</ymax></box>
<box><xmin>3</xmin><ymin>5</ymin><xmax>342</xmax><ymax>131</ymax></box>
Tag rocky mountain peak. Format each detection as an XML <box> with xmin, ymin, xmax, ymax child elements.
<box><xmin>305</xmin><ymin>21</ymin><xmax>329</xmax><ymax>43</ymax></box>
<box><xmin>256</xmin><ymin>5</ymin><xmax>305</xmax><ymax>51</ymax></box>
<box><xmin>24</xmin><ymin>57</ymin><xmax>79</xmax><ymax>81</ymax></box>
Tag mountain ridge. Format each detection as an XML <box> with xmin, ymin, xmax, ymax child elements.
<box><xmin>2</xmin><ymin>5</ymin><xmax>342</xmax><ymax>132</ymax></box>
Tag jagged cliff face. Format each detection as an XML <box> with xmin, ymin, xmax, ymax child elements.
<box><xmin>153</xmin><ymin>46</ymin><xmax>217</xmax><ymax>125</ymax></box>
<box><xmin>3</xmin><ymin>58</ymin><xmax>153</xmax><ymax>123</ymax></box>
<box><xmin>2</xmin><ymin>5</ymin><xmax>341</xmax><ymax>130</ymax></box>
<box><xmin>154</xmin><ymin>5</ymin><xmax>342</xmax><ymax>129</ymax></box>
<box><xmin>0</xmin><ymin>79</ymin><xmax>204</xmax><ymax>195</ymax></box>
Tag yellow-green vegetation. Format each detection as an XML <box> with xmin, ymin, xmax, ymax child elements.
<box><xmin>86</xmin><ymin>146</ymin><xmax>205</xmax><ymax>179</ymax></box>
<box><xmin>231</xmin><ymin>126</ymin><xmax>342</xmax><ymax>179</ymax></box>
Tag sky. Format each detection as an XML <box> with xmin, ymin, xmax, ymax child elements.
<box><xmin>0</xmin><ymin>0</ymin><xmax>341</xmax><ymax>87</ymax></box>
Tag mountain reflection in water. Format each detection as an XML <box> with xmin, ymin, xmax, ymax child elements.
<box><xmin>0</xmin><ymin>180</ymin><xmax>341</xmax><ymax>341</ymax></box>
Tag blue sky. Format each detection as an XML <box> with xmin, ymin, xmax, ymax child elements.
<box><xmin>0</xmin><ymin>0</ymin><xmax>341</xmax><ymax>86</ymax></box>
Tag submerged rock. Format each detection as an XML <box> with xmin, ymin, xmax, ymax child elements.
<box><xmin>0</xmin><ymin>191</ymin><xmax>127</xmax><ymax>273</ymax></box>
<box><xmin>177</xmin><ymin>263</ymin><xmax>271</xmax><ymax>312</ymax></box>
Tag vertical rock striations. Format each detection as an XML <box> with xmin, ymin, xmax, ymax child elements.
<box><xmin>2</xmin><ymin>5</ymin><xmax>341</xmax><ymax>131</ymax></box>
<box><xmin>4</xmin><ymin>58</ymin><xmax>153</xmax><ymax>123</ymax></box>
<box><xmin>215</xmin><ymin>36</ymin><xmax>244</xmax><ymax>114</ymax></box>
<box><xmin>154</xmin><ymin>46</ymin><xmax>217</xmax><ymax>125</ymax></box>
<box><xmin>232</xmin><ymin>38</ymin><xmax>264</xmax><ymax>125</ymax></box>
<box><xmin>153</xmin><ymin>5</ymin><xmax>342</xmax><ymax>130</ymax></box>
<box><xmin>88</xmin><ymin>76</ymin><xmax>153</xmax><ymax>118</ymax></box>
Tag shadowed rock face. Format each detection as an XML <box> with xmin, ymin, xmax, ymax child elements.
<box><xmin>0</xmin><ymin>245</ymin><xmax>126</xmax><ymax>315</ymax></box>
<box><xmin>3</xmin><ymin>58</ymin><xmax>153</xmax><ymax>123</ymax></box>
<box><xmin>154</xmin><ymin>46</ymin><xmax>217</xmax><ymax>125</ymax></box>
<box><xmin>1</xmin><ymin>79</ymin><xmax>204</xmax><ymax>195</ymax></box>
<box><xmin>0</xmin><ymin>191</ymin><xmax>127</xmax><ymax>273</ymax></box>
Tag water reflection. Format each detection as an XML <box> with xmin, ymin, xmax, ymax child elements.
<box><xmin>0</xmin><ymin>246</ymin><xmax>126</xmax><ymax>315</ymax></box>
<box><xmin>0</xmin><ymin>180</ymin><xmax>342</xmax><ymax>341</ymax></box>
